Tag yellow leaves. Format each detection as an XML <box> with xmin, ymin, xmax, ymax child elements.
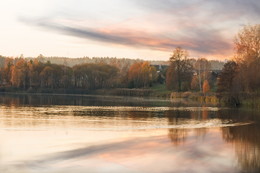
<box><xmin>127</xmin><ymin>61</ymin><xmax>157</xmax><ymax>88</ymax></box>
<box><xmin>235</xmin><ymin>24</ymin><xmax>260</xmax><ymax>62</ymax></box>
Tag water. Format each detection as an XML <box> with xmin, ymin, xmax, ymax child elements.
<box><xmin>0</xmin><ymin>94</ymin><xmax>260</xmax><ymax>173</ymax></box>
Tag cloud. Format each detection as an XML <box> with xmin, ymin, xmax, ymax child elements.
<box><xmin>133</xmin><ymin>0</ymin><xmax>260</xmax><ymax>17</ymax></box>
<box><xmin>20</xmin><ymin>17</ymin><xmax>232</xmax><ymax>56</ymax></box>
<box><xmin>19</xmin><ymin>0</ymin><xmax>260</xmax><ymax>58</ymax></box>
<box><xmin>131</xmin><ymin>0</ymin><xmax>260</xmax><ymax>32</ymax></box>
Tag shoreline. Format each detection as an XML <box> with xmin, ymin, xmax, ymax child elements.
<box><xmin>0</xmin><ymin>88</ymin><xmax>219</xmax><ymax>105</ymax></box>
<box><xmin>0</xmin><ymin>87</ymin><xmax>168</xmax><ymax>98</ymax></box>
<box><xmin>2</xmin><ymin>88</ymin><xmax>260</xmax><ymax>109</ymax></box>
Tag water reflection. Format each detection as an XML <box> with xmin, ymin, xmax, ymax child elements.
<box><xmin>222</xmin><ymin>124</ymin><xmax>260</xmax><ymax>173</ymax></box>
<box><xmin>0</xmin><ymin>94</ymin><xmax>260</xmax><ymax>172</ymax></box>
<box><xmin>166</xmin><ymin>110</ymin><xmax>189</xmax><ymax>146</ymax></box>
<box><xmin>218</xmin><ymin>110</ymin><xmax>260</xmax><ymax>172</ymax></box>
<box><xmin>0</xmin><ymin>93</ymin><xmax>219</xmax><ymax>107</ymax></box>
<box><xmin>166</xmin><ymin>108</ymin><xmax>260</xmax><ymax>172</ymax></box>
<box><xmin>0</xmin><ymin>93</ymin><xmax>172</xmax><ymax>107</ymax></box>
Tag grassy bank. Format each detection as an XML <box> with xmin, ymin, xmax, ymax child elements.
<box><xmin>149</xmin><ymin>84</ymin><xmax>172</xmax><ymax>98</ymax></box>
<box><xmin>216</xmin><ymin>92</ymin><xmax>260</xmax><ymax>109</ymax></box>
<box><xmin>240</xmin><ymin>97</ymin><xmax>260</xmax><ymax>109</ymax></box>
<box><xmin>91</xmin><ymin>84</ymin><xmax>171</xmax><ymax>97</ymax></box>
<box><xmin>2</xmin><ymin>85</ymin><xmax>260</xmax><ymax>109</ymax></box>
<box><xmin>0</xmin><ymin>85</ymin><xmax>219</xmax><ymax>103</ymax></box>
<box><xmin>170</xmin><ymin>91</ymin><xmax>219</xmax><ymax>104</ymax></box>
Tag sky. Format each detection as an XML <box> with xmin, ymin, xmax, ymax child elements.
<box><xmin>0</xmin><ymin>0</ymin><xmax>259</xmax><ymax>60</ymax></box>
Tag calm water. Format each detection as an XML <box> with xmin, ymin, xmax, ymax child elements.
<box><xmin>0</xmin><ymin>94</ymin><xmax>260</xmax><ymax>173</ymax></box>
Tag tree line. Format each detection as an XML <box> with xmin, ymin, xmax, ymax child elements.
<box><xmin>0</xmin><ymin>58</ymin><xmax>160</xmax><ymax>91</ymax></box>
<box><xmin>0</xmin><ymin>54</ymin><xmax>218</xmax><ymax>93</ymax></box>
<box><xmin>0</xmin><ymin>52</ymin><xmax>221</xmax><ymax>92</ymax></box>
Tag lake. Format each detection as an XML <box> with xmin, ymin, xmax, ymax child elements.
<box><xmin>0</xmin><ymin>94</ymin><xmax>259</xmax><ymax>173</ymax></box>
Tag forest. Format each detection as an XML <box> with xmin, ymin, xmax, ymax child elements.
<box><xmin>0</xmin><ymin>54</ymin><xmax>222</xmax><ymax>93</ymax></box>
<box><xmin>0</xmin><ymin>24</ymin><xmax>259</xmax><ymax>107</ymax></box>
<box><xmin>0</xmin><ymin>53</ymin><xmax>223</xmax><ymax>93</ymax></box>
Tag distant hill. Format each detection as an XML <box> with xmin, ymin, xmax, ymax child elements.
<box><xmin>0</xmin><ymin>55</ymin><xmax>225</xmax><ymax>71</ymax></box>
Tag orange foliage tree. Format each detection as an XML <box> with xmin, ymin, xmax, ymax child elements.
<box><xmin>203</xmin><ymin>80</ymin><xmax>210</xmax><ymax>95</ymax></box>
<box><xmin>11</xmin><ymin>58</ymin><xmax>28</xmax><ymax>88</ymax></box>
<box><xmin>127</xmin><ymin>61</ymin><xmax>157</xmax><ymax>88</ymax></box>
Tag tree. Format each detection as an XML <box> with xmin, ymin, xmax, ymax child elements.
<box><xmin>61</xmin><ymin>65</ymin><xmax>73</xmax><ymax>88</ymax></box>
<box><xmin>194</xmin><ymin>58</ymin><xmax>211</xmax><ymax>91</ymax></box>
<box><xmin>217</xmin><ymin>61</ymin><xmax>241</xmax><ymax>106</ymax></box>
<box><xmin>27</xmin><ymin>59</ymin><xmax>43</xmax><ymax>88</ymax></box>
<box><xmin>203</xmin><ymin>80</ymin><xmax>210</xmax><ymax>95</ymax></box>
<box><xmin>235</xmin><ymin>24</ymin><xmax>260</xmax><ymax>63</ymax></box>
<box><xmin>40</xmin><ymin>66</ymin><xmax>55</xmax><ymax>88</ymax></box>
<box><xmin>234</xmin><ymin>24</ymin><xmax>260</xmax><ymax>92</ymax></box>
<box><xmin>73</xmin><ymin>63</ymin><xmax>119</xmax><ymax>89</ymax></box>
<box><xmin>11</xmin><ymin>58</ymin><xmax>28</xmax><ymax>88</ymax></box>
<box><xmin>2</xmin><ymin>58</ymin><xmax>13</xmax><ymax>85</ymax></box>
<box><xmin>166</xmin><ymin>47</ymin><xmax>193</xmax><ymax>91</ymax></box>
<box><xmin>191</xmin><ymin>75</ymin><xmax>199</xmax><ymax>91</ymax></box>
<box><xmin>217</xmin><ymin>61</ymin><xmax>238</xmax><ymax>93</ymax></box>
<box><xmin>127</xmin><ymin>62</ymin><xmax>157</xmax><ymax>88</ymax></box>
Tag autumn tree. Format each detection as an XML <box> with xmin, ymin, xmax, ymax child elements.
<box><xmin>194</xmin><ymin>58</ymin><xmax>211</xmax><ymax>91</ymax></box>
<box><xmin>216</xmin><ymin>25</ymin><xmax>260</xmax><ymax>106</ymax></box>
<box><xmin>73</xmin><ymin>63</ymin><xmax>119</xmax><ymax>89</ymax></box>
<box><xmin>1</xmin><ymin>58</ymin><xmax>13</xmax><ymax>86</ymax></box>
<box><xmin>234</xmin><ymin>24</ymin><xmax>260</xmax><ymax>92</ymax></box>
<box><xmin>166</xmin><ymin>47</ymin><xmax>193</xmax><ymax>91</ymax></box>
<box><xmin>203</xmin><ymin>80</ymin><xmax>210</xmax><ymax>95</ymax></box>
<box><xmin>127</xmin><ymin>62</ymin><xmax>157</xmax><ymax>88</ymax></box>
<box><xmin>11</xmin><ymin>58</ymin><xmax>28</xmax><ymax>88</ymax></box>
<box><xmin>235</xmin><ymin>24</ymin><xmax>260</xmax><ymax>63</ymax></box>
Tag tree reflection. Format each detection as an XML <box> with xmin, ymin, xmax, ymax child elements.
<box><xmin>168</xmin><ymin>128</ymin><xmax>189</xmax><ymax>146</ymax></box>
<box><xmin>166</xmin><ymin>110</ymin><xmax>189</xmax><ymax>146</ymax></box>
<box><xmin>0</xmin><ymin>94</ymin><xmax>173</xmax><ymax>107</ymax></box>
<box><xmin>166</xmin><ymin>109</ymin><xmax>210</xmax><ymax>145</ymax></box>
<box><xmin>221</xmin><ymin>110</ymin><xmax>260</xmax><ymax>172</ymax></box>
<box><xmin>189</xmin><ymin>108</ymin><xmax>210</xmax><ymax>138</ymax></box>
<box><xmin>166</xmin><ymin>108</ymin><xmax>260</xmax><ymax>172</ymax></box>
<box><xmin>2</xmin><ymin>93</ymin><xmax>260</xmax><ymax>172</ymax></box>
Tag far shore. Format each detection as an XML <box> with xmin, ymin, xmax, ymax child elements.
<box><xmin>1</xmin><ymin>87</ymin><xmax>260</xmax><ymax>109</ymax></box>
<box><xmin>0</xmin><ymin>86</ymin><xmax>218</xmax><ymax>103</ymax></box>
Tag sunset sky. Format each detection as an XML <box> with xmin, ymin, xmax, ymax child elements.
<box><xmin>0</xmin><ymin>0</ymin><xmax>259</xmax><ymax>60</ymax></box>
